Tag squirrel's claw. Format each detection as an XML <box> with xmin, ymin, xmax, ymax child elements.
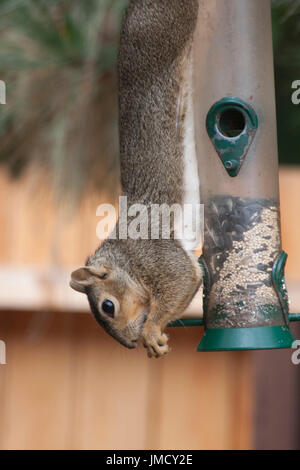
<box><xmin>142</xmin><ymin>328</ymin><xmax>170</xmax><ymax>358</ymax></box>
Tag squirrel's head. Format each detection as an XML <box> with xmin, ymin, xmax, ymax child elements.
<box><xmin>70</xmin><ymin>262</ymin><xmax>150</xmax><ymax>349</ymax></box>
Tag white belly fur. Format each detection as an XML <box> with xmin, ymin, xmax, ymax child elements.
<box><xmin>175</xmin><ymin>54</ymin><xmax>201</xmax><ymax>253</ymax></box>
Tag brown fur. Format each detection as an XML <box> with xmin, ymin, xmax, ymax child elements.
<box><xmin>70</xmin><ymin>0</ymin><xmax>201</xmax><ymax>357</ymax></box>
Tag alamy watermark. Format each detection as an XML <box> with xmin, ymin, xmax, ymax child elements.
<box><xmin>291</xmin><ymin>339</ymin><xmax>300</xmax><ymax>365</ymax></box>
<box><xmin>291</xmin><ymin>80</ymin><xmax>300</xmax><ymax>105</ymax></box>
<box><xmin>0</xmin><ymin>340</ymin><xmax>6</xmax><ymax>365</ymax></box>
<box><xmin>0</xmin><ymin>80</ymin><xmax>6</xmax><ymax>105</ymax></box>
<box><xmin>0</xmin><ymin>81</ymin><xmax>7</xmax><ymax>365</ymax></box>
<box><xmin>96</xmin><ymin>196</ymin><xmax>204</xmax><ymax>245</ymax></box>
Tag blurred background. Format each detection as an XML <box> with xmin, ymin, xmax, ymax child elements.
<box><xmin>0</xmin><ymin>0</ymin><xmax>299</xmax><ymax>450</ymax></box>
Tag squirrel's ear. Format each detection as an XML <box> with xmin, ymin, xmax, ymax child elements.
<box><xmin>70</xmin><ymin>267</ymin><xmax>96</xmax><ymax>293</ymax></box>
<box><xmin>70</xmin><ymin>265</ymin><xmax>109</xmax><ymax>293</ymax></box>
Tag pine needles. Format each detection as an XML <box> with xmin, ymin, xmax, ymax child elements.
<box><xmin>0</xmin><ymin>0</ymin><xmax>128</xmax><ymax>200</ymax></box>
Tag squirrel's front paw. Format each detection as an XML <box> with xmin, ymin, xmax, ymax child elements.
<box><xmin>142</xmin><ymin>324</ymin><xmax>170</xmax><ymax>358</ymax></box>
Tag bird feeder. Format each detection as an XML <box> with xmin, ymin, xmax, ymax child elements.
<box><xmin>170</xmin><ymin>0</ymin><xmax>300</xmax><ymax>350</ymax></box>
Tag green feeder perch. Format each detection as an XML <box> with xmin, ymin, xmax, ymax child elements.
<box><xmin>169</xmin><ymin>0</ymin><xmax>300</xmax><ymax>350</ymax></box>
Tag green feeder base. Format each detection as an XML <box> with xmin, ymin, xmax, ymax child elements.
<box><xmin>197</xmin><ymin>325</ymin><xmax>296</xmax><ymax>351</ymax></box>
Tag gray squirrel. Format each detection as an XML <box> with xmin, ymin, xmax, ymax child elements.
<box><xmin>70</xmin><ymin>0</ymin><xmax>202</xmax><ymax>358</ymax></box>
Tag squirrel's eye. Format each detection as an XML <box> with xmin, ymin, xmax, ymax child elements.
<box><xmin>101</xmin><ymin>299</ymin><xmax>115</xmax><ymax>318</ymax></box>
